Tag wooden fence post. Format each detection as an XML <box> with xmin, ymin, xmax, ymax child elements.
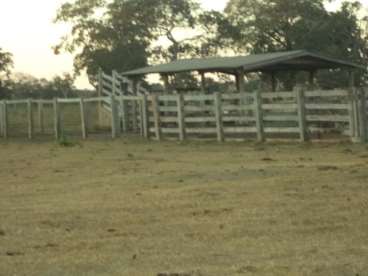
<box><xmin>1</xmin><ymin>101</ymin><xmax>8</xmax><ymax>139</ymax></box>
<box><xmin>357</xmin><ymin>88</ymin><xmax>367</xmax><ymax>143</ymax></box>
<box><xmin>53</xmin><ymin>98</ymin><xmax>60</xmax><ymax>140</ymax></box>
<box><xmin>349</xmin><ymin>88</ymin><xmax>359</xmax><ymax>142</ymax></box>
<box><xmin>177</xmin><ymin>94</ymin><xmax>186</xmax><ymax>141</ymax></box>
<box><xmin>254</xmin><ymin>90</ymin><xmax>264</xmax><ymax>142</ymax></box>
<box><xmin>132</xmin><ymin>81</ymin><xmax>139</xmax><ymax>132</ymax></box>
<box><xmin>38</xmin><ymin>101</ymin><xmax>44</xmax><ymax>134</ymax></box>
<box><xmin>296</xmin><ymin>88</ymin><xmax>308</xmax><ymax>142</ymax></box>
<box><xmin>214</xmin><ymin>92</ymin><xmax>224</xmax><ymax>142</ymax></box>
<box><xmin>141</xmin><ymin>95</ymin><xmax>149</xmax><ymax>139</ymax></box>
<box><xmin>151</xmin><ymin>95</ymin><xmax>161</xmax><ymax>141</ymax></box>
<box><xmin>0</xmin><ymin>102</ymin><xmax>2</xmax><ymax>137</ymax></box>
<box><xmin>80</xmin><ymin>98</ymin><xmax>87</xmax><ymax>139</ymax></box>
<box><xmin>27</xmin><ymin>99</ymin><xmax>33</xmax><ymax>139</ymax></box>
<box><xmin>97</xmin><ymin>69</ymin><xmax>103</xmax><ymax>126</ymax></box>
<box><xmin>4</xmin><ymin>101</ymin><xmax>8</xmax><ymax>139</ymax></box>
<box><xmin>110</xmin><ymin>94</ymin><xmax>119</xmax><ymax>139</ymax></box>
<box><xmin>120</xmin><ymin>97</ymin><xmax>129</xmax><ymax>133</ymax></box>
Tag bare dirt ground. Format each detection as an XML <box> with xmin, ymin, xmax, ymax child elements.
<box><xmin>0</xmin><ymin>138</ymin><xmax>368</xmax><ymax>276</ymax></box>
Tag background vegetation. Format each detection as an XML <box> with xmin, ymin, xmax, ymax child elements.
<box><xmin>1</xmin><ymin>0</ymin><xmax>368</xmax><ymax>98</ymax></box>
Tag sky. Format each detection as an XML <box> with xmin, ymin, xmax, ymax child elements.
<box><xmin>0</xmin><ymin>0</ymin><xmax>366</xmax><ymax>89</ymax></box>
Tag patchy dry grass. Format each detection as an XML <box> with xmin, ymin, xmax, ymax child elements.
<box><xmin>0</xmin><ymin>138</ymin><xmax>368</xmax><ymax>276</ymax></box>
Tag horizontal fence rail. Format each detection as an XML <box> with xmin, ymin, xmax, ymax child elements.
<box><xmin>0</xmin><ymin>87</ymin><xmax>367</xmax><ymax>143</ymax></box>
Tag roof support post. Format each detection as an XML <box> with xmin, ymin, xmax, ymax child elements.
<box><xmin>237</xmin><ymin>69</ymin><xmax>245</xmax><ymax>93</ymax></box>
<box><xmin>308</xmin><ymin>70</ymin><xmax>316</xmax><ymax>90</ymax></box>
<box><xmin>235</xmin><ymin>74</ymin><xmax>240</xmax><ymax>92</ymax></box>
<box><xmin>200</xmin><ymin>72</ymin><xmax>206</xmax><ymax>94</ymax></box>
<box><xmin>270</xmin><ymin>72</ymin><xmax>276</xmax><ymax>92</ymax></box>
<box><xmin>348</xmin><ymin>70</ymin><xmax>355</xmax><ymax>88</ymax></box>
<box><xmin>161</xmin><ymin>74</ymin><xmax>170</xmax><ymax>94</ymax></box>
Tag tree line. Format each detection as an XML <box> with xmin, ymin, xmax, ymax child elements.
<box><xmin>1</xmin><ymin>0</ymin><xmax>367</xmax><ymax>98</ymax></box>
<box><xmin>54</xmin><ymin>0</ymin><xmax>368</xmax><ymax>90</ymax></box>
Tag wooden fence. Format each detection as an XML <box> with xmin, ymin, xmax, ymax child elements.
<box><xmin>142</xmin><ymin>88</ymin><xmax>367</xmax><ymax>142</ymax></box>
<box><xmin>0</xmin><ymin>97</ymin><xmax>113</xmax><ymax>140</ymax></box>
<box><xmin>0</xmin><ymin>88</ymin><xmax>367</xmax><ymax>143</ymax></box>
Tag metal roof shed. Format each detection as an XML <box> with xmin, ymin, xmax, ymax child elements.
<box><xmin>122</xmin><ymin>50</ymin><xmax>365</xmax><ymax>92</ymax></box>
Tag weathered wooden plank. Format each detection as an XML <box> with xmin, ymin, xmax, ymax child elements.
<box><xmin>102</xmin><ymin>87</ymin><xmax>112</xmax><ymax>96</ymax></box>
<box><xmin>80</xmin><ymin>98</ymin><xmax>87</xmax><ymax>139</ymax></box>
<box><xmin>177</xmin><ymin>94</ymin><xmax>185</xmax><ymax>141</ymax></box>
<box><xmin>0</xmin><ymin>103</ymin><xmax>3</xmax><ymax>137</ymax></box>
<box><xmin>223</xmin><ymin>127</ymin><xmax>258</xmax><ymax>133</ymax></box>
<box><xmin>110</xmin><ymin>94</ymin><xmax>119</xmax><ymax>139</ymax></box>
<box><xmin>305</xmin><ymin>90</ymin><xmax>349</xmax><ymax>98</ymax></box>
<box><xmin>296</xmin><ymin>88</ymin><xmax>307</xmax><ymax>142</ymax></box>
<box><xmin>262</xmin><ymin>103</ymin><xmax>298</xmax><ymax>110</ymax></box>
<box><xmin>264</xmin><ymin>127</ymin><xmax>301</xmax><ymax>133</ymax></box>
<box><xmin>254</xmin><ymin>90</ymin><xmax>264</xmax><ymax>142</ymax></box>
<box><xmin>53</xmin><ymin>98</ymin><xmax>60</xmax><ymax>140</ymax></box>
<box><xmin>37</xmin><ymin>101</ymin><xmax>44</xmax><ymax>134</ymax></box>
<box><xmin>149</xmin><ymin>117</ymin><xmax>178</xmax><ymax>123</ymax></box>
<box><xmin>149</xmin><ymin>128</ymin><xmax>179</xmax><ymax>134</ymax></box>
<box><xmin>184</xmin><ymin>117</ymin><xmax>217</xmax><ymax>123</ymax></box>
<box><xmin>222</xmin><ymin>105</ymin><xmax>255</xmax><ymax>112</ymax></box>
<box><xmin>306</xmin><ymin>115</ymin><xmax>350</xmax><ymax>122</ymax></box>
<box><xmin>121</xmin><ymin>95</ymin><xmax>142</xmax><ymax>101</ymax></box>
<box><xmin>84</xmin><ymin>97</ymin><xmax>110</xmax><ymax>103</ymax></box>
<box><xmin>261</xmin><ymin>92</ymin><xmax>295</xmax><ymax>99</ymax></box>
<box><xmin>141</xmin><ymin>95</ymin><xmax>149</xmax><ymax>138</ymax></box>
<box><xmin>157</xmin><ymin>106</ymin><xmax>178</xmax><ymax>112</ymax></box>
<box><xmin>349</xmin><ymin>89</ymin><xmax>358</xmax><ymax>140</ymax></box>
<box><xmin>131</xmin><ymin>100</ymin><xmax>139</xmax><ymax>132</ymax></box>
<box><xmin>6</xmin><ymin>99</ymin><xmax>28</xmax><ymax>104</ymax></box>
<box><xmin>222</xmin><ymin>116</ymin><xmax>256</xmax><ymax>123</ymax></box>
<box><xmin>214</xmin><ymin>93</ymin><xmax>224</xmax><ymax>142</ymax></box>
<box><xmin>151</xmin><ymin>95</ymin><xmax>161</xmax><ymax>141</ymax></box>
<box><xmin>2</xmin><ymin>101</ymin><xmax>8</xmax><ymax>139</ymax></box>
<box><xmin>186</xmin><ymin>128</ymin><xmax>218</xmax><ymax>134</ymax></box>
<box><xmin>119</xmin><ymin>97</ymin><xmax>128</xmax><ymax>133</ymax></box>
<box><xmin>184</xmin><ymin>106</ymin><xmax>214</xmax><ymax>112</ymax></box>
<box><xmin>58</xmin><ymin>98</ymin><xmax>81</xmax><ymax>104</ymax></box>
<box><xmin>27</xmin><ymin>99</ymin><xmax>34</xmax><ymax>139</ymax></box>
<box><xmin>305</xmin><ymin>103</ymin><xmax>349</xmax><ymax>110</ymax></box>
<box><xmin>263</xmin><ymin>115</ymin><xmax>299</xmax><ymax>122</ymax></box>
<box><xmin>184</xmin><ymin>94</ymin><xmax>215</xmax><ymax>101</ymax></box>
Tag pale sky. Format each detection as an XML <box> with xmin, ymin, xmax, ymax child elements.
<box><xmin>0</xmin><ymin>0</ymin><xmax>365</xmax><ymax>89</ymax></box>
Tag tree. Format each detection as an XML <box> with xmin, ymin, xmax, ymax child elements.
<box><xmin>223</xmin><ymin>0</ymin><xmax>368</xmax><ymax>89</ymax></box>
<box><xmin>54</xmin><ymin>0</ymin><xmax>203</xmax><ymax>86</ymax></box>
<box><xmin>5</xmin><ymin>73</ymin><xmax>77</xmax><ymax>99</ymax></box>
<box><xmin>0</xmin><ymin>48</ymin><xmax>14</xmax><ymax>98</ymax></box>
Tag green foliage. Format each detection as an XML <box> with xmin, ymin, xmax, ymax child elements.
<box><xmin>54</xmin><ymin>0</ymin><xmax>202</xmax><ymax>82</ymax></box>
<box><xmin>55</xmin><ymin>0</ymin><xmax>368</xmax><ymax>90</ymax></box>
<box><xmin>0</xmin><ymin>48</ymin><xmax>14</xmax><ymax>99</ymax></box>
<box><xmin>223</xmin><ymin>0</ymin><xmax>368</xmax><ymax>88</ymax></box>
<box><xmin>0</xmin><ymin>48</ymin><xmax>13</xmax><ymax>77</ymax></box>
<box><xmin>4</xmin><ymin>73</ymin><xmax>78</xmax><ymax>99</ymax></box>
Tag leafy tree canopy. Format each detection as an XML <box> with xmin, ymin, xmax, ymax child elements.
<box><xmin>54</xmin><ymin>0</ymin><xmax>202</xmax><ymax>84</ymax></box>
<box><xmin>4</xmin><ymin>73</ymin><xmax>78</xmax><ymax>99</ymax></box>
<box><xmin>0</xmin><ymin>48</ymin><xmax>14</xmax><ymax>98</ymax></box>
<box><xmin>55</xmin><ymin>0</ymin><xmax>368</xmax><ymax>89</ymax></box>
<box><xmin>223</xmin><ymin>0</ymin><xmax>368</xmax><ymax>88</ymax></box>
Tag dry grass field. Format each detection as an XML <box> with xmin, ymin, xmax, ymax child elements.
<box><xmin>0</xmin><ymin>138</ymin><xmax>368</xmax><ymax>276</ymax></box>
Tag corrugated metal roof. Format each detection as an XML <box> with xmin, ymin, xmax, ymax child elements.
<box><xmin>122</xmin><ymin>50</ymin><xmax>365</xmax><ymax>76</ymax></box>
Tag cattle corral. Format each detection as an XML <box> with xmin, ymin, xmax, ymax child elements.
<box><xmin>1</xmin><ymin>50</ymin><xmax>368</xmax><ymax>276</ymax></box>
<box><xmin>0</xmin><ymin>139</ymin><xmax>368</xmax><ymax>275</ymax></box>
<box><xmin>0</xmin><ymin>83</ymin><xmax>367</xmax><ymax>143</ymax></box>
